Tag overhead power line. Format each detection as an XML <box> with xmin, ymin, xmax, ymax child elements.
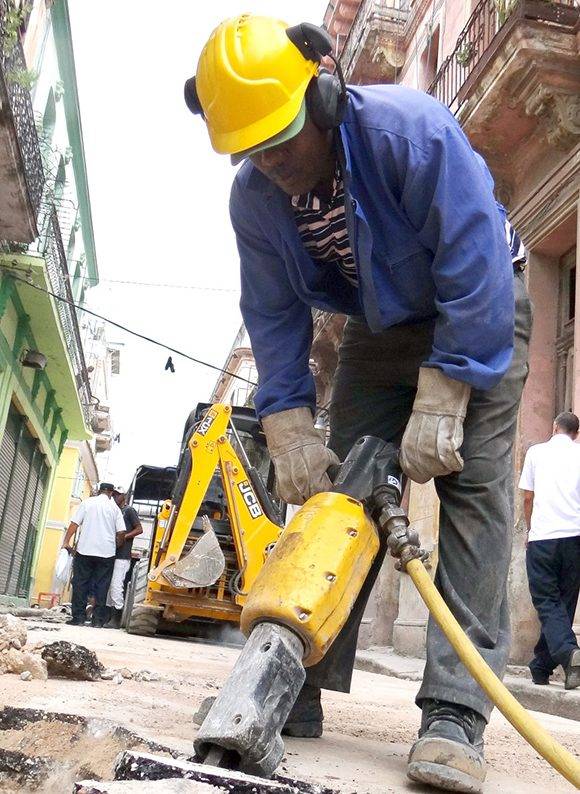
<box><xmin>1</xmin><ymin>268</ymin><xmax>257</xmax><ymax>387</ymax></box>
<box><xmin>88</xmin><ymin>276</ymin><xmax>240</xmax><ymax>293</ymax></box>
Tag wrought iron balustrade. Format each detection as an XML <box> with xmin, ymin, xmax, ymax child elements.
<box><xmin>0</xmin><ymin>0</ymin><xmax>44</xmax><ymax>217</ymax></box>
<box><xmin>35</xmin><ymin>205</ymin><xmax>93</xmax><ymax>425</ymax></box>
<box><xmin>339</xmin><ymin>0</ymin><xmax>409</xmax><ymax>79</ymax></box>
<box><xmin>428</xmin><ymin>0</ymin><xmax>579</xmax><ymax>113</ymax></box>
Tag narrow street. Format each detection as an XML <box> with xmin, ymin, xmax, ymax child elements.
<box><xmin>0</xmin><ymin>620</ymin><xmax>577</xmax><ymax>793</ymax></box>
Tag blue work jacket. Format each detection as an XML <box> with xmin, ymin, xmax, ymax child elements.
<box><xmin>230</xmin><ymin>84</ymin><xmax>515</xmax><ymax>419</ymax></box>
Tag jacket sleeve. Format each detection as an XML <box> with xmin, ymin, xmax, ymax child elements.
<box><xmin>230</xmin><ymin>182</ymin><xmax>315</xmax><ymax>418</ymax></box>
<box><xmin>399</xmin><ymin>122</ymin><xmax>514</xmax><ymax>390</ymax></box>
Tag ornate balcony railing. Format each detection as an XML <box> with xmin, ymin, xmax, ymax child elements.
<box><xmin>0</xmin><ymin>0</ymin><xmax>44</xmax><ymax>217</ymax></box>
<box><xmin>428</xmin><ymin>0</ymin><xmax>579</xmax><ymax>113</ymax></box>
<box><xmin>35</xmin><ymin>205</ymin><xmax>93</xmax><ymax>426</ymax></box>
<box><xmin>339</xmin><ymin>0</ymin><xmax>408</xmax><ymax>79</ymax></box>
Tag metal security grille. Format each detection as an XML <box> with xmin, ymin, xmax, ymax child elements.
<box><xmin>0</xmin><ymin>403</ymin><xmax>49</xmax><ymax>598</ymax></box>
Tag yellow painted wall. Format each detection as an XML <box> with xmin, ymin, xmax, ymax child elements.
<box><xmin>47</xmin><ymin>445</ymin><xmax>77</xmax><ymax>524</ymax></box>
<box><xmin>32</xmin><ymin>445</ymin><xmax>91</xmax><ymax>600</ymax></box>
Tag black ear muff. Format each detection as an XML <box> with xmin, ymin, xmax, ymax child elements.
<box><xmin>184</xmin><ymin>76</ymin><xmax>204</xmax><ymax>117</ymax></box>
<box><xmin>306</xmin><ymin>69</ymin><xmax>346</xmax><ymax>130</ymax></box>
<box><xmin>286</xmin><ymin>22</ymin><xmax>333</xmax><ymax>61</ymax></box>
<box><xmin>286</xmin><ymin>23</ymin><xmax>347</xmax><ymax>131</ymax></box>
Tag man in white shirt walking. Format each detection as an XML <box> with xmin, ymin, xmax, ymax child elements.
<box><xmin>62</xmin><ymin>482</ymin><xmax>126</xmax><ymax>628</ymax></box>
<box><xmin>519</xmin><ymin>412</ymin><xmax>580</xmax><ymax>689</ymax></box>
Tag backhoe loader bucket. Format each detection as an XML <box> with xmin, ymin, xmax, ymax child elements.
<box><xmin>162</xmin><ymin>516</ymin><xmax>226</xmax><ymax>588</ymax></box>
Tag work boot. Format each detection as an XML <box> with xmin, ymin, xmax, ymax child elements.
<box><xmin>104</xmin><ymin>608</ymin><xmax>123</xmax><ymax>629</ymax></box>
<box><xmin>564</xmin><ymin>647</ymin><xmax>580</xmax><ymax>690</ymax></box>
<box><xmin>66</xmin><ymin>617</ymin><xmax>85</xmax><ymax>626</ymax></box>
<box><xmin>282</xmin><ymin>683</ymin><xmax>323</xmax><ymax>738</ymax></box>
<box><xmin>407</xmin><ymin>699</ymin><xmax>487</xmax><ymax>793</ymax></box>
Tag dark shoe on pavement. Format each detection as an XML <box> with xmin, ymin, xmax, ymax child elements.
<box><xmin>66</xmin><ymin>618</ymin><xmax>84</xmax><ymax>626</ymax></box>
<box><xmin>282</xmin><ymin>683</ymin><xmax>323</xmax><ymax>738</ymax></box>
<box><xmin>104</xmin><ymin>608</ymin><xmax>123</xmax><ymax>629</ymax></box>
<box><xmin>564</xmin><ymin>648</ymin><xmax>580</xmax><ymax>690</ymax></box>
<box><xmin>407</xmin><ymin>699</ymin><xmax>487</xmax><ymax>793</ymax></box>
<box><xmin>530</xmin><ymin>671</ymin><xmax>550</xmax><ymax>685</ymax></box>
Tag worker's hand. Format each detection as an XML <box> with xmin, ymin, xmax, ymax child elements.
<box><xmin>400</xmin><ymin>367</ymin><xmax>471</xmax><ymax>484</ymax></box>
<box><xmin>116</xmin><ymin>531</ymin><xmax>126</xmax><ymax>548</ymax></box>
<box><xmin>262</xmin><ymin>407</ymin><xmax>340</xmax><ymax>505</ymax></box>
<box><xmin>63</xmin><ymin>544</ymin><xmax>74</xmax><ymax>555</ymax></box>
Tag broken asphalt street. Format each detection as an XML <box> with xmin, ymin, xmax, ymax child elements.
<box><xmin>0</xmin><ymin>619</ymin><xmax>578</xmax><ymax>793</ymax></box>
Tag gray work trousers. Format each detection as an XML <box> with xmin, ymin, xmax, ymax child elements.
<box><xmin>305</xmin><ymin>271</ymin><xmax>532</xmax><ymax>721</ymax></box>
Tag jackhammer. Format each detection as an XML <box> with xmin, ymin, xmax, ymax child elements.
<box><xmin>194</xmin><ymin>436</ymin><xmax>580</xmax><ymax>788</ymax></box>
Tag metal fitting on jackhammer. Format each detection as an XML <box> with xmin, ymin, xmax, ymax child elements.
<box><xmin>373</xmin><ymin>487</ymin><xmax>429</xmax><ymax>571</ymax></box>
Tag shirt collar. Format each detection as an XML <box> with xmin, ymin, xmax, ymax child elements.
<box><xmin>549</xmin><ymin>433</ymin><xmax>574</xmax><ymax>443</ymax></box>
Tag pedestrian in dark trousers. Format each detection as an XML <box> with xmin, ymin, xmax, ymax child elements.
<box><xmin>105</xmin><ymin>488</ymin><xmax>143</xmax><ymax>629</ymax></box>
<box><xmin>519</xmin><ymin>412</ymin><xmax>580</xmax><ymax>689</ymax></box>
<box><xmin>62</xmin><ymin>482</ymin><xmax>126</xmax><ymax>628</ymax></box>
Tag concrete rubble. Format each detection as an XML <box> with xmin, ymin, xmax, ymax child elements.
<box><xmin>42</xmin><ymin>640</ymin><xmax>104</xmax><ymax>681</ymax></box>
<box><xmin>0</xmin><ymin>615</ymin><xmax>47</xmax><ymax>680</ymax></box>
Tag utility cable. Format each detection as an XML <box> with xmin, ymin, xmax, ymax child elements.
<box><xmin>1</xmin><ymin>267</ymin><xmax>257</xmax><ymax>387</ymax></box>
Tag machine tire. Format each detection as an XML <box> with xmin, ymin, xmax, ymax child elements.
<box><xmin>126</xmin><ymin>603</ymin><xmax>160</xmax><ymax>636</ymax></box>
<box><xmin>122</xmin><ymin>558</ymin><xmax>159</xmax><ymax>635</ymax></box>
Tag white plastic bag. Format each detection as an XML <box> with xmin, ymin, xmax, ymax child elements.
<box><xmin>54</xmin><ymin>548</ymin><xmax>72</xmax><ymax>588</ymax></box>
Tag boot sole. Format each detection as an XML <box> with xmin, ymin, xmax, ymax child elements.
<box><xmin>408</xmin><ymin>760</ymin><xmax>483</xmax><ymax>793</ymax></box>
<box><xmin>408</xmin><ymin>735</ymin><xmax>486</xmax><ymax>793</ymax></box>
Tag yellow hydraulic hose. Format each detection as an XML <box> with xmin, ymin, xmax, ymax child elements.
<box><xmin>406</xmin><ymin>558</ymin><xmax>580</xmax><ymax>789</ymax></box>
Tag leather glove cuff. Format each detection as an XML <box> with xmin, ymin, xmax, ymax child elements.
<box><xmin>261</xmin><ymin>407</ymin><xmax>325</xmax><ymax>457</ymax></box>
<box><xmin>413</xmin><ymin>367</ymin><xmax>471</xmax><ymax>417</ymax></box>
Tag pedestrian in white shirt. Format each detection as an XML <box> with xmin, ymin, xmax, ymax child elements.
<box><xmin>61</xmin><ymin>482</ymin><xmax>126</xmax><ymax>627</ymax></box>
<box><xmin>519</xmin><ymin>412</ymin><xmax>580</xmax><ymax>689</ymax></box>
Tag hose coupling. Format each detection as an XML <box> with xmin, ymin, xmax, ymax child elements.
<box><xmin>375</xmin><ymin>497</ymin><xmax>429</xmax><ymax>571</ymax></box>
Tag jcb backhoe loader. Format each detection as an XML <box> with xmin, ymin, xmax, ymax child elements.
<box><xmin>121</xmin><ymin>403</ymin><xmax>284</xmax><ymax>637</ymax></box>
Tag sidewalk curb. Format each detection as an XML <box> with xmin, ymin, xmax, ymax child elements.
<box><xmin>354</xmin><ymin>648</ymin><xmax>580</xmax><ymax>722</ymax></box>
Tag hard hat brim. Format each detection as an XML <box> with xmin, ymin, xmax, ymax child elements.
<box><xmin>230</xmin><ymin>100</ymin><xmax>306</xmax><ymax>166</ymax></box>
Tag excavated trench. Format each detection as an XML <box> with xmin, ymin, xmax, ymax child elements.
<box><xmin>0</xmin><ymin>707</ymin><xmax>168</xmax><ymax>793</ymax></box>
<box><xmin>0</xmin><ymin>707</ymin><xmax>337</xmax><ymax>794</ymax></box>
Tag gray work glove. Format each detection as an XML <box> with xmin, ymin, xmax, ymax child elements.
<box><xmin>262</xmin><ymin>407</ymin><xmax>340</xmax><ymax>505</ymax></box>
<box><xmin>400</xmin><ymin>367</ymin><xmax>471</xmax><ymax>484</ymax></box>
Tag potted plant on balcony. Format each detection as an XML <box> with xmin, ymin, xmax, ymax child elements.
<box><xmin>494</xmin><ymin>0</ymin><xmax>517</xmax><ymax>25</ymax></box>
<box><xmin>456</xmin><ymin>41</ymin><xmax>474</xmax><ymax>66</ymax></box>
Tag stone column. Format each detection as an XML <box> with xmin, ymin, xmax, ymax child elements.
<box><xmin>509</xmin><ymin>251</ymin><xmax>560</xmax><ymax>663</ymax></box>
<box><xmin>392</xmin><ymin>480</ymin><xmax>439</xmax><ymax>658</ymax></box>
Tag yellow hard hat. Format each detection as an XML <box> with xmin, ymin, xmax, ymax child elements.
<box><xmin>187</xmin><ymin>15</ymin><xmax>319</xmax><ymax>157</ymax></box>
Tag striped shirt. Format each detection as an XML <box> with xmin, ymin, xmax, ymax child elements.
<box><xmin>292</xmin><ymin>168</ymin><xmax>527</xmax><ymax>288</ymax></box>
<box><xmin>291</xmin><ymin>169</ymin><xmax>358</xmax><ymax>286</ymax></box>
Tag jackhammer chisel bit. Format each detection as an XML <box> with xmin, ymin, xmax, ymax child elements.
<box><xmin>194</xmin><ymin>622</ymin><xmax>305</xmax><ymax>776</ymax></box>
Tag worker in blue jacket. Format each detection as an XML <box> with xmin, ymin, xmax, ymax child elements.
<box><xmin>185</xmin><ymin>15</ymin><xmax>532</xmax><ymax>793</ymax></box>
